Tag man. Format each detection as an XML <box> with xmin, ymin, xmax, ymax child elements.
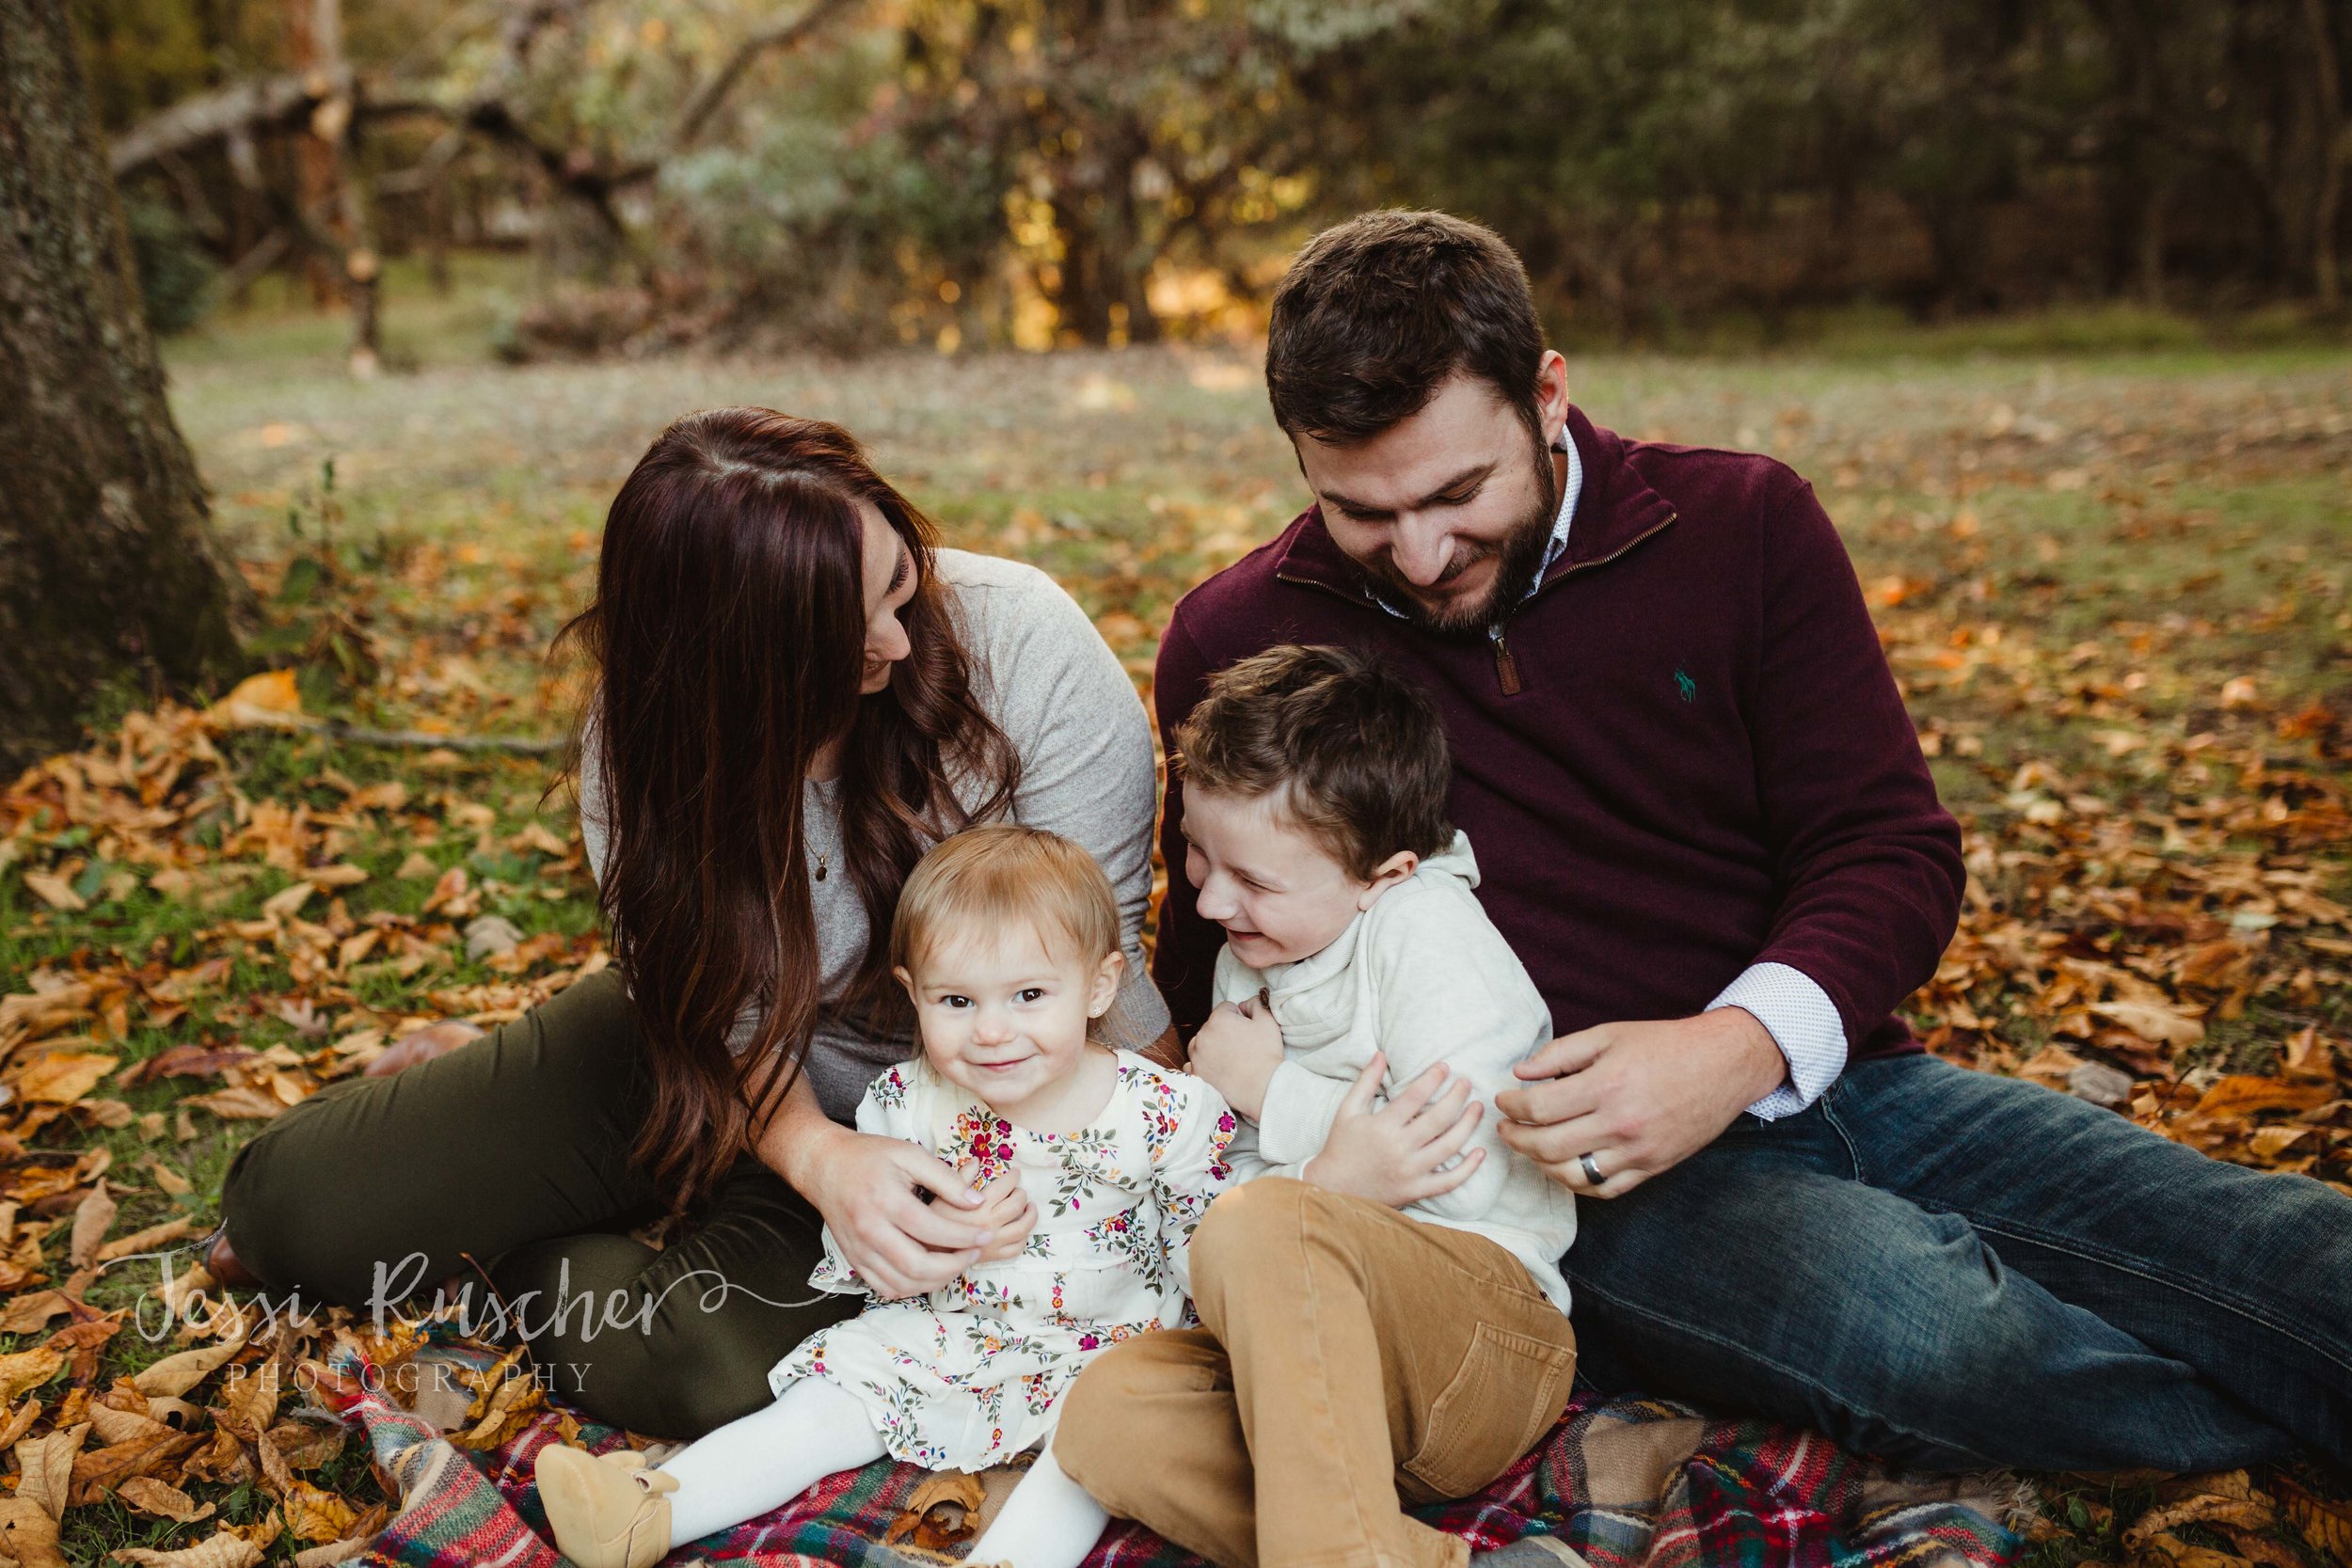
<box><xmin>1104</xmin><ymin>212</ymin><xmax>2350</xmax><ymax>1491</ymax></box>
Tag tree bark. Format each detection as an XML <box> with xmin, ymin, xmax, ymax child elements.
<box><xmin>0</xmin><ymin>0</ymin><xmax>244</xmax><ymax>772</ymax></box>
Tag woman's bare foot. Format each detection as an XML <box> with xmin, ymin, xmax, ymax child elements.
<box><xmin>363</xmin><ymin>1020</ymin><xmax>486</xmax><ymax>1078</ymax></box>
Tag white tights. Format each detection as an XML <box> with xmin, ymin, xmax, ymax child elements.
<box><xmin>653</xmin><ymin>1378</ymin><xmax>1108</xmax><ymax>1567</ymax></box>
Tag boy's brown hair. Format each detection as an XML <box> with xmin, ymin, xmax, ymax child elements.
<box><xmin>1265</xmin><ymin>211</ymin><xmax>1547</xmax><ymax>451</ymax></box>
<box><xmin>890</xmin><ymin>823</ymin><xmax>1120</xmax><ymax>974</ymax></box>
<box><xmin>1173</xmin><ymin>644</ymin><xmax>1454</xmax><ymax>880</ymax></box>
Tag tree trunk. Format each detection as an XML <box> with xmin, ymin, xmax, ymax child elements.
<box><xmin>2304</xmin><ymin>0</ymin><xmax>2347</xmax><ymax>310</ymax></box>
<box><xmin>0</xmin><ymin>0</ymin><xmax>244</xmax><ymax>771</ymax></box>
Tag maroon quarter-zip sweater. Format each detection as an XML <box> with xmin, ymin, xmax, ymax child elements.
<box><xmin>1152</xmin><ymin>406</ymin><xmax>1965</xmax><ymax>1070</ymax></box>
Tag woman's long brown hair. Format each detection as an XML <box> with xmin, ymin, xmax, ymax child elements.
<box><xmin>555</xmin><ymin>409</ymin><xmax>1019</xmax><ymax>1210</ymax></box>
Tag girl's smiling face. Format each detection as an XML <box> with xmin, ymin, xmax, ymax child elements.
<box><xmin>898</xmin><ymin>918</ymin><xmax>1123</xmax><ymax>1128</ymax></box>
<box><xmin>1181</xmin><ymin>785</ymin><xmax>1414</xmax><ymax>968</ymax></box>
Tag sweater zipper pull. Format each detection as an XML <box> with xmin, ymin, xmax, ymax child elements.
<box><xmin>1490</xmin><ymin>626</ymin><xmax>1523</xmax><ymax>695</ymax></box>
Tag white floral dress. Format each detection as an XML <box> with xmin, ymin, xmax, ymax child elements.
<box><xmin>768</xmin><ymin>1051</ymin><xmax>1237</xmax><ymax>1470</ymax></box>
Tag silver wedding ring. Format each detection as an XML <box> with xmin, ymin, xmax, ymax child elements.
<box><xmin>1579</xmin><ymin>1153</ymin><xmax>1604</xmax><ymax>1186</ymax></box>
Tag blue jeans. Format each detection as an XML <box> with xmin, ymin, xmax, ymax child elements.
<box><xmin>1564</xmin><ymin>1053</ymin><xmax>2352</xmax><ymax>1473</ymax></box>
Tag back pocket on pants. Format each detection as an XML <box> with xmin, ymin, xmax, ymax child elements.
<box><xmin>1402</xmin><ymin>1320</ymin><xmax>1578</xmax><ymax>1501</ymax></box>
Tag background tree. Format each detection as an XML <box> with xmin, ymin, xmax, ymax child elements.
<box><xmin>0</xmin><ymin>0</ymin><xmax>244</xmax><ymax>773</ymax></box>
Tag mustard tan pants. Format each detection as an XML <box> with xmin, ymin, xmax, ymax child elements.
<box><xmin>1057</xmin><ymin>1178</ymin><xmax>1578</xmax><ymax>1568</ymax></box>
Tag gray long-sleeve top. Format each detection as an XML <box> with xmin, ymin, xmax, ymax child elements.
<box><xmin>580</xmin><ymin>548</ymin><xmax>1172</xmax><ymax>1122</ymax></box>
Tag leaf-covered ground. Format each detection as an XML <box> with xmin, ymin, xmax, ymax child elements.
<box><xmin>1</xmin><ymin>293</ymin><xmax>2348</xmax><ymax>1563</ymax></box>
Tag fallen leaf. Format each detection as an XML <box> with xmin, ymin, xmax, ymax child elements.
<box><xmin>13</xmin><ymin>1052</ymin><xmax>122</xmax><ymax>1104</ymax></box>
<box><xmin>132</xmin><ymin>1334</ymin><xmax>249</xmax><ymax>1399</ymax></box>
<box><xmin>206</xmin><ymin>670</ymin><xmax>306</xmax><ymax>730</ymax></box>
<box><xmin>19</xmin><ymin>874</ymin><xmax>85</xmax><ymax>913</ymax></box>
<box><xmin>2090</xmin><ymin>1000</ymin><xmax>2205</xmax><ymax>1048</ymax></box>
<box><xmin>0</xmin><ymin>1350</ymin><xmax>65</xmax><ymax>1403</ymax></box>
<box><xmin>12</xmin><ymin>1423</ymin><xmax>85</xmax><ymax>1519</ymax></box>
<box><xmin>0</xmin><ymin>1294</ymin><xmax>73</xmax><ymax>1336</ymax></box>
<box><xmin>2190</xmin><ymin>1075</ymin><xmax>2336</xmax><ymax>1119</ymax></box>
<box><xmin>96</xmin><ymin>1213</ymin><xmax>202</xmax><ymax>1263</ymax></box>
<box><xmin>69</xmin><ymin>1424</ymin><xmax>201</xmax><ymax>1505</ymax></box>
<box><xmin>0</xmin><ymin>1497</ymin><xmax>70</xmax><ymax>1568</ymax></box>
<box><xmin>107</xmin><ymin>1528</ymin><xmax>264</xmax><ymax>1568</ymax></box>
<box><xmin>116</xmin><ymin>1477</ymin><xmax>215</xmax><ymax>1524</ymax></box>
<box><xmin>69</xmin><ymin>1180</ymin><xmax>117</xmax><ymax>1267</ymax></box>
<box><xmin>2274</xmin><ymin>1474</ymin><xmax>2352</xmax><ymax>1562</ymax></box>
<box><xmin>183</xmin><ymin>1086</ymin><xmax>290</xmax><ymax>1120</ymax></box>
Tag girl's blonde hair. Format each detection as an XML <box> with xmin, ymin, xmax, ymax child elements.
<box><xmin>889</xmin><ymin>824</ymin><xmax>1121</xmax><ymax>974</ymax></box>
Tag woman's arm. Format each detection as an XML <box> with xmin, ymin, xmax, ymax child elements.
<box><xmin>966</xmin><ymin>561</ymin><xmax>1171</xmax><ymax>1049</ymax></box>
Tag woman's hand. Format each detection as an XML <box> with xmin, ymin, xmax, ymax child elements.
<box><xmin>959</xmin><ymin>1158</ymin><xmax>1039</xmax><ymax>1265</ymax></box>
<box><xmin>1189</xmin><ymin>994</ymin><xmax>1285</xmax><ymax>1120</ymax></box>
<box><xmin>1301</xmin><ymin>1053</ymin><xmax>1486</xmax><ymax>1208</ymax></box>
<box><xmin>762</xmin><ymin>1081</ymin><xmax>1002</xmax><ymax>1297</ymax></box>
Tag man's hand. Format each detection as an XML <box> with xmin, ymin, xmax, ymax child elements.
<box><xmin>1494</xmin><ymin>1008</ymin><xmax>1788</xmax><ymax>1198</ymax></box>
<box><xmin>1189</xmin><ymin>994</ymin><xmax>1285</xmax><ymax>1120</ymax></box>
<box><xmin>1301</xmin><ymin>1053</ymin><xmax>1486</xmax><ymax>1208</ymax></box>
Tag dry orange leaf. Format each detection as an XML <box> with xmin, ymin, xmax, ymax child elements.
<box><xmin>20</xmin><ymin>872</ymin><xmax>86</xmax><ymax>912</ymax></box>
<box><xmin>206</xmin><ymin>670</ymin><xmax>306</xmax><ymax>731</ymax></box>
<box><xmin>68</xmin><ymin>1424</ymin><xmax>201</xmax><ymax>1506</ymax></box>
<box><xmin>133</xmin><ymin>1334</ymin><xmax>250</xmax><ymax>1399</ymax></box>
<box><xmin>183</xmin><ymin>1086</ymin><xmax>288</xmax><ymax>1121</ymax></box>
<box><xmin>0</xmin><ymin>1292</ymin><xmax>74</xmax><ymax>1336</ymax></box>
<box><xmin>96</xmin><ymin>1213</ymin><xmax>202</xmax><ymax>1263</ymax></box>
<box><xmin>0</xmin><ymin>1349</ymin><xmax>65</xmax><ymax>1404</ymax></box>
<box><xmin>69</xmin><ymin>1179</ymin><xmax>117</xmax><ymax>1267</ymax></box>
<box><xmin>14</xmin><ymin>1052</ymin><xmax>123</xmax><ymax>1105</ymax></box>
<box><xmin>0</xmin><ymin>1497</ymin><xmax>71</xmax><ymax>1568</ymax></box>
<box><xmin>2189</xmin><ymin>1075</ymin><xmax>2336</xmax><ymax>1119</ymax></box>
<box><xmin>2090</xmin><ymin>1000</ymin><xmax>2205</xmax><ymax>1048</ymax></box>
<box><xmin>11</xmin><ymin>1423</ymin><xmax>85</xmax><ymax>1520</ymax></box>
<box><xmin>106</xmin><ymin>1527</ymin><xmax>265</xmax><ymax>1568</ymax></box>
<box><xmin>116</xmin><ymin>1477</ymin><xmax>216</xmax><ymax>1524</ymax></box>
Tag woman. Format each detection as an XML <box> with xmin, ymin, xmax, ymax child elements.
<box><xmin>214</xmin><ymin>409</ymin><xmax>1172</xmax><ymax>1439</ymax></box>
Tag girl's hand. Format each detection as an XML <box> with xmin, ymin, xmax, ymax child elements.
<box><xmin>794</xmin><ymin>1122</ymin><xmax>994</xmax><ymax>1300</ymax></box>
<box><xmin>1190</xmin><ymin>994</ymin><xmax>1285</xmax><ymax>1120</ymax></box>
<box><xmin>1301</xmin><ymin>1053</ymin><xmax>1485</xmax><ymax>1208</ymax></box>
<box><xmin>959</xmin><ymin>1158</ymin><xmax>1039</xmax><ymax>1265</ymax></box>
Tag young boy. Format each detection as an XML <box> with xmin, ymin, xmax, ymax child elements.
<box><xmin>1056</xmin><ymin>643</ymin><xmax>1578</xmax><ymax>1568</ymax></box>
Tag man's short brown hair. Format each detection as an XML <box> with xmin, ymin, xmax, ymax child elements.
<box><xmin>1265</xmin><ymin>210</ymin><xmax>1547</xmax><ymax>448</ymax></box>
<box><xmin>1173</xmin><ymin>644</ymin><xmax>1454</xmax><ymax>880</ymax></box>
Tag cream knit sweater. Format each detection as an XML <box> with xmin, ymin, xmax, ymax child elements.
<box><xmin>1214</xmin><ymin>831</ymin><xmax>1578</xmax><ymax>1313</ymax></box>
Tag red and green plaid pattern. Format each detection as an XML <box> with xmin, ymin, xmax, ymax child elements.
<box><xmin>317</xmin><ymin>1338</ymin><xmax>2018</xmax><ymax>1568</ymax></box>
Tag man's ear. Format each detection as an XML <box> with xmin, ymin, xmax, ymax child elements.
<box><xmin>1536</xmin><ymin>349</ymin><xmax>1570</xmax><ymax>442</ymax></box>
<box><xmin>1089</xmin><ymin>950</ymin><xmax>1127</xmax><ymax>1019</ymax></box>
<box><xmin>1356</xmin><ymin>850</ymin><xmax>1420</xmax><ymax>910</ymax></box>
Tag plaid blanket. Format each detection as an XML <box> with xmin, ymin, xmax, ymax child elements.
<box><xmin>315</xmin><ymin>1336</ymin><xmax>2019</xmax><ymax>1568</ymax></box>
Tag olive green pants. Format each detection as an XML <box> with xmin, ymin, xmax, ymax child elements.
<box><xmin>219</xmin><ymin>970</ymin><xmax>859</xmax><ymax>1438</ymax></box>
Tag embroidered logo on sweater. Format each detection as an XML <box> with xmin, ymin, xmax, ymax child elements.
<box><xmin>1674</xmin><ymin>667</ymin><xmax>1698</xmax><ymax>704</ymax></box>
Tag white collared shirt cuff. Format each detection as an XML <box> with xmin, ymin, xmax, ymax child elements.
<box><xmin>1710</xmin><ymin>962</ymin><xmax>1848</xmax><ymax>1120</ymax></box>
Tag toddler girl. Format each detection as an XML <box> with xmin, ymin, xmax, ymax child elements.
<box><xmin>536</xmin><ymin>824</ymin><xmax>1236</xmax><ymax>1568</ymax></box>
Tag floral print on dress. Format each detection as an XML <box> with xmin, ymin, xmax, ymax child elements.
<box><xmin>769</xmin><ymin>1051</ymin><xmax>1235</xmax><ymax>1470</ymax></box>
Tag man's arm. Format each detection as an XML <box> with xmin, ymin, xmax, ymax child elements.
<box><xmin>1737</xmin><ymin>474</ymin><xmax>1965</xmax><ymax>1079</ymax></box>
<box><xmin>1500</xmin><ymin>471</ymin><xmax>1963</xmax><ymax>1191</ymax></box>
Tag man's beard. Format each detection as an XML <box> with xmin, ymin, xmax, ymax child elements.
<box><xmin>1356</xmin><ymin>434</ymin><xmax>1560</xmax><ymax>637</ymax></box>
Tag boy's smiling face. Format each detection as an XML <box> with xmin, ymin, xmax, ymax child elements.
<box><xmin>1183</xmin><ymin>784</ymin><xmax>1407</xmax><ymax>968</ymax></box>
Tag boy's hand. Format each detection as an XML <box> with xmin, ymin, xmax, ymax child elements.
<box><xmin>959</xmin><ymin>1158</ymin><xmax>1039</xmax><ymax>1264</ymax></box>
<box><xmin>1301</xmin><ymin>1052</ymin><xmax>1486</xmax><ymax>1208</ymax></box>
<box><xmin>1189</xmin><ymin>993</ymin><xmax>1285</xmax><ymax>1120</ymax></box>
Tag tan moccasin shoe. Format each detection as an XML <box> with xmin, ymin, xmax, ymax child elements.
<box><xmin>534</xmin><ymin>1443</ymin><xmax>677</xmax><ymax>1568</ymax></box>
